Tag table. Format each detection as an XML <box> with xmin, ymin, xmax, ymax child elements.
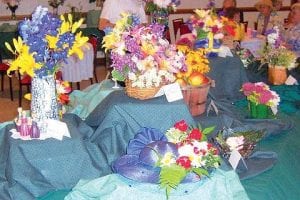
<box><xmin>60</xmin><ymin>43</ymin><xmax>94</xmax><ymax>82</ymax></box>
<box><xmin>0</xmin><ymin>90</ymin><xmax>201</xmax><ymax>200</ymax></box>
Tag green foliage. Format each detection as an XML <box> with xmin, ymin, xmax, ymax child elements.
<box><xmin>196</xmin><ymin>29</ymin><xmax>208</xmax><ymax>40</ymax></box>
<box><xmin>111</xmin><ymin>66</ymin><xmax>130</xmax><ymax>81</ymax></box>
<box><xmin>160</xmin><ymin>164</ymin><xmax>187</xmax><ymax>199</ymax></box>
<box><xmin>192</xmin><ymin>167</ymin><xmax>209</xmax><ymax>177</ymax></box>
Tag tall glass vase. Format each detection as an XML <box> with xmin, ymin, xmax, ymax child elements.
<box><xmin>31</xmin><ymin>75</ymin><xmax>59</xmax><ymax>133</ymax></box>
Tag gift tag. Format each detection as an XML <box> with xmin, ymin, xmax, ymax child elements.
<box><xmin>285</xmin><ymin>75</ymin><xmax>298</xmax><ymax>85</ymax></box>
<box><xmin>228</xmin><ymin>149</ymin><xmax>242</xmax><ymax>170</ymax></box>
<box><xmin>163</xmin><ymin>82</ymin><xmax>183</xmax><ymax>102</ymax></box>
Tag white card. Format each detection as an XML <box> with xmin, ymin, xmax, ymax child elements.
<box><xmin>228</xmin><ymin>149</ymin><xmax>242</xmax><ymax>170</ymax></box>
<box><xmin>45</xmin><ymin>119</ymin><xmax>71</xmax><ymax>140</ymax></box>
<box><xmin>163</xmin><ymin>82</ymin><xmax>183</xmax><ymax>102</ymax></box>
<box><xmin>285</xmin><ymin>75</ymin><xmax>298</xmax><ymax>85</ymax></box>
<box><xmin>270</xmin><ymin>106</ymin><xmax>278</xmax><ymax>115</ymax></box>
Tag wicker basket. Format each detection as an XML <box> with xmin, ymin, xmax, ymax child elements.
<box><xmin>125</xmin><ymin>79</ymin><xmax>162</xmax><ymax>100</ymax></box>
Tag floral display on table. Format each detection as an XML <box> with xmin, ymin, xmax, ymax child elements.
<box><xmin>214</xmin><ymin>129</ymin><xmax>265</xmax><ymax>159</ymax></box>
<box><xmin>160</xmin><ymin>120</ymin><xmax>220</xmax><ymax>198</ymax></box>
<box><xmin>113</xmin><ymin>120</ymin><xmax>220</xmax><ymax>200</ymax></box>
<box><xmin>241</xmin><ymin>82</ymin><xmax>280</xmax><ymax>118</ymax></box>
<box><xmin>261</xmin><ymin>26</ymin><xmax>297</xmax><ymax>85</ymax></box>
<box><xmin>175</xmin><ymin>44</ymin><xmax>211</xmax><ymax>116</ymax></box>
<box><xmin>144</xmin><ymin>0</ymin><xmax>180</xmax><ymax>25</ymax></box>
<box><xmin>189</xmin><ymin>9</ymin><xmax>225</xmax><ymax>56</ymax></box>
<box><xmin>48</xmin><ymin>0</ymin><xmax>65</xmax><ymax>15</ymax></box>
<box><xmin>5</xmin><ymin>6</ymin><xmax>88</xmax><ymax>133</ymax></box>
<box><xmin>2</xmin><ymin>0</ymin><xmax>20</xmax><ymax>19</ymax></box>
<box><xmin>103</xmin><ymin>13</ymin><xmax>186</xmax><ymax>100</ymax></box>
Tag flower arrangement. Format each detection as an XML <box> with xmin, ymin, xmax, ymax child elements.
<box><xmin>260</xmin><ymin>26</ymin><xmax>297</xmax><ymax>70</ymax></box>
<box><xmin>159</xmin><ymin>120</ymin><xmax>221</xmax><ymax>198</ymax></box>
<box><xmin>143</xmin><ymin>0</ymin><xmax>180</xmax><ymax>14</ymax></box>
<box><xmin>175</xmin><ymin>45</ymin><xmax>210</xmax><ymax>87</ymax></box>
<box><xmin>5</xmin><ymin>6</ymin><xmax>88</xmax><ymax>78</ymax></box>
<box><xmin>103</xmin><ymin>13</ymin><xmax>186</xmax><ymax>88</ymax></box>
<box><xmin>190</xmin><ymin>9</ymin><xmax>225</xmax><ymax>50</ymax></box>
<box><xmin>215</xmin><ymin>129</ymin><xmax>265</xmax><ymax>159</ymax></box>
<box><xmin>241</xmin><ymin>82</ymin><xmax>280</xmax><ymax>107</ymax></box>
<box><xmin>56</xmin><ymin>80</ymin><xmax>72</xmax><ymax>117</ymax></box>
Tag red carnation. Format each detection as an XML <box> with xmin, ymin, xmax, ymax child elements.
<box><xmin>176</xmin><ymin>156</ymin><xmax>191</xmax><ymax>169</ymax></box>
<box><xmin>207</xmin><ymin>143</ymin><xmax>213</xmax><ymax>149</ymax></box>
<box><xmin>174</xmin><ymin>120</ymin><xmax>188</xmax><ymax>132</ymax></box>
<box><xmin>188</xmin><ymin>129</ymin><xmax>202</xmax><ymax>140</ymax></box>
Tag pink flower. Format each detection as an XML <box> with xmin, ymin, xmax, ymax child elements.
<box><xmin>176</xmin><ymin>156</ymin><xmax>192</xmax><ymax>169</ymax></box>
<box><xmin>258</xmin><ymin>90</ymin><xmax>273</xmax><ymax>104</ymax></box>
<box><xmin>174</xmin><ymin>120</ymin><xmax>188</xmax><ymax>132</ymax></box>
<box><xmin>188</xmin><ymin>128</ymin><xmax>202</xmax><ymax>140</ymax></box>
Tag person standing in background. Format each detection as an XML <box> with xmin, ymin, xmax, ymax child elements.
<box><xmin>272</xmin><ymin>0</ymin><xmax>283</xmax><ymax>11</ymax></box>
<box><xmin>284</xmin><ymin>3</ymin><xmax>300</xmax><ymax>58</ymax></box>
<box><xmin>255</xmin><ymin>0</ymin><xmax>282</xmax><ymax>35</ymax></box>
<box><xmin>98</xmin><ymin>0</ymin><xmax>147</xmax><ymax>31</ymax></box>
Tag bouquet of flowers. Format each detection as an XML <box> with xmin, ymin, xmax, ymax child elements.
<box><xmin>241</xmin><ymin>82</ymin><xmax>280</xmax><ymax>107</ymax></box>
<box><xmin>214</xmin><ymin>129</ymin><xmax>265</xmax><ymax>159</ymax></box>
<box><xmin>160</xmin><ymin>120</ymin><xmax>221</xmax><ymax>198</ymax></box>
<box><xmin>175</xmin><ymin>45</ymin><xmax>210</xmax><ymax>87</ymax></box>
<box><xmin>103</xmin><ymin>13</ymin><xmax>186</xmax><ymax>89</ymax></box>
<box><xmin>190</xmin><ymin>9</ymin><xmax>225</xmax><ymax>50</ymax></box>
<box><xmin>260</xmin><ymin>26</ymin><xmax>296</xmax><ymax>70</ymax></box>
<box><xmin>5</xmin><ymin>6</ymin><xmax>88</xmax><ymax>78</ymax></box>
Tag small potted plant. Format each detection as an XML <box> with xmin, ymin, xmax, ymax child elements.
<box><xmin>261</xmin><ymin>26</ymin><xmax>297</xmax><ymax>85</ymax></box>
<box><xmin>241</xmin><ymin>82</ymin><xmax>280</xmax><ymax>119</ymax></box>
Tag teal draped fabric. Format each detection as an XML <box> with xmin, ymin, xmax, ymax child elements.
<box><xmin>64</xmin><ymin>169</ymin><xmax>249</xmax><ymax>200</ymax></box>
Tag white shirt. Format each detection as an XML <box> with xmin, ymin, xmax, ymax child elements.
<box><xmin>100</xmin><ymin>0</ymin><xmax>147</xmax><ymax>24</ymax></box>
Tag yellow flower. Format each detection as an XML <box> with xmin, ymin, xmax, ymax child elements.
<box><xmin>103</xmin><ymin>32</ymin><xmax>120</xmax><ymax>51</ymax></box>
<box><xmin>141</xmin><ymin>41</ymin><xmax>157</xmax><ymax>56</ymax></box>
<box><xmin>46</xmin><ymin>35</ymin><xmax>59</xmax><ymax>49</ymax></box>
<box><xmin>5</xmin><ymin>37</ymin><xmax>42</xmax><ymax>77</ymax></box>
<box><xmin>160</xmin><ymin>152</ymin><xmax>176</xmax><ymax>167</ymax></box>
<box><xmin>68</xmin><ymin>32</ymin><xmax>89</xmax><ymax>59</ymax></box>
<box><xmin>194</xmin><ymin>9</ymin><xmax>210</xmax><ymax>19</ymax></box>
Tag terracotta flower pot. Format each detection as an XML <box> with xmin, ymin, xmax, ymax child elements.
<box><xmin>182</xmin><ymin>79</ymin><xmax>211</xmax><ymax>116</ymax></box>
<box><xmin>268</xmin><ymin>65</ymin><xmax>287</xmax><ymax>85</ymax></box>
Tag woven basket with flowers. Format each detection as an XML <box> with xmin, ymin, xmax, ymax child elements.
<box><xmin>102</xmin><ymin>13</ymin><xmax>186</xmax><ymax>100</ymax></box>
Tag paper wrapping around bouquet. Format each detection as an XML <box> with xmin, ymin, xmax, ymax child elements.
<box><xmin>31</xmin><ymin>75</ymin><xmax>59</xmax><ymax>133</ymax></box>
<box><xmin>182</xmin><ymin>80</ymin><xmax>211</xmax><ymax>116</ymax></box>
<box><xmin>268</xmin><ymin>66</ymin><xmax>288</xmax><ymax>85</ymax></box>
<box><xmin>248</xmin><ymin>101</ymin><xmax>270</xmax><ymax>119</ymax></box>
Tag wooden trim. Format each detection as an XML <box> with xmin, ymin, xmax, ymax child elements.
<box><xmin>0</xmin><ymin>12</ymin><xmax>88</xmax><ymax>22</ymax></box>
<box><xmin>171</xmin><ymin>6</ymin><xmax>291</xmax><ymax>14</ymax></box>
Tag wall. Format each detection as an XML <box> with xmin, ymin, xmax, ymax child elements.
<box><xmin>0</xmin><ymin>0</ymin><xmax>99</xmax><ymax>16</ymax></box>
